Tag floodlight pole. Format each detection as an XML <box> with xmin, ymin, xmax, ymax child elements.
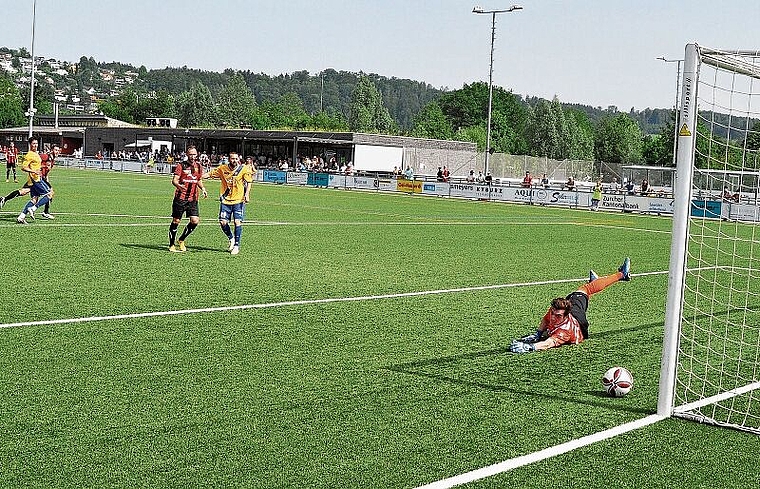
<box><xmin>472</xmin><ymin>5</ymin><xmax>522</xmax><ymax>177</ymax></box>
<box><xmin>27</xmin><ymin>0</ymin><xmax>38</xmax><ymax>139</ymax></box>
<box><xmin>657</xmin><ymin>56</ymin><xmax>684</xmax><ymax>166</ymax></box>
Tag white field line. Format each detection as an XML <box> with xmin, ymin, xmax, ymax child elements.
<box><xmin>0</xmin><ymin>271</ymin><xmax>669</xmax><ymax>330</ymax></box>
<box><xmin>0</xmin><ymin>212</ymin><xmax>671</xmax><ymax>234</ymax></box>
<box><xmin>414</xmin><ymin>414</ymin><xmax>665</xmax><ymax>489</ymax></box>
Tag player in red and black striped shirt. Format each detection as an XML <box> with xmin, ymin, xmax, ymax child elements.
<box><xmin>168</xmin><ymin>145</ymin><xmax>207</xmax><ymax>252</ymax></box>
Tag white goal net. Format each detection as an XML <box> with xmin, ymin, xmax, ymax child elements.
<box><xmin>659</xmin><ymin>44</ymin><xmax>760</xmax><ymax>434</ymax></box>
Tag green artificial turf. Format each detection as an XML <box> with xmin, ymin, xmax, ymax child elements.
<box><xmin>0</xmin><ymin>168</ymin><xmax>757</xmax><ymax>488</ymax></box>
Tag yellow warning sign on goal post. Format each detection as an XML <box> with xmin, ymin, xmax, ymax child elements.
<box><xmin>679</xmin><ymin>124</ymin><xmax>691</xmax><ymax>137</ymax></box>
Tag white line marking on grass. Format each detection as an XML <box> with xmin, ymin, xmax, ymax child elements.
<box><xmin>414</xmin><ymin>414</ymin><xmax>665</xmax><ymax>489</ymax></box>
<box><xmin>0</xmin><ymin>215</ymin><xmax>672</xmax><ymax>235</ymax></box>
<box><xmin>0</xmin><ymin>271</ymin><xmax>669</xmax><ymax>330</ymax></box>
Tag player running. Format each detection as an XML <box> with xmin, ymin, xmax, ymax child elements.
<box><xmin>509</xmin><ymin>257</ymin><xmax>631</xmax><ymax>353</ymax></box>
<box><xmin>13</xmin><ymin>137</ymin><xmax>54</xmax><ymax>224</ymax></box>
<box><xmin>38</xmin><ymin>145</ymin><xmax>60</xmax><ymax>219</ymax></box>
<box><xmin>168</xmin><ymin>145</ymin><xmax>207</xmax><ymax>252</ymax></box>
<box><xmin>203</xmin><ymin>151</ymin><xmax>253</xmax><ymax>255</ymax></box>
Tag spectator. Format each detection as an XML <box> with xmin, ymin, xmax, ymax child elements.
<box><xmin>436</xmin><ymin>167</ymin><xmax>444</xmax><ymax>182</ymax></box>
<box><xmin>540</xmin><ymin>173</ymin><xmax>549</xmax><ymax>188</ymax></box>
<box><xmin>610</xmin><ymin>177</ymin><xmax>621</xmax><ymax>194</ymax></box>
<box><xmin>625</xmin><ymin>179</ymin><xmax>635</xmax><ymax>195</ymax></box>
<box><xmin>476</xmin><ymin>171</ymin><xmax>485</xmax><ymax>183</ymax></box>
<box><xmin>442</xmin><ymin>166</ymin><xmax>450</xmax><ymax>182</ymax></box>
<box><xmin>484</xmin><ymin>171</ymin><xmax>492</xmax><ymax>185</ymax></box>
<box><xmin>466</xmin><ymin>169</ymin><xmax>475</xmax><ymax>183</ymax></box>
<box><xmin>404</xmin><ymin>166</ymin><xmax>414</xmax><ymax>180</ymax></box>
<box><xmin>640</xmin><ymin>179</ymin><xmax>650</xmax><ymax>195</ymax></box>
<box><xmin>722</xmin><ymin>186</ymin><xmax>740</xmax><ymax>202</ymax></box>
<box><xmin>522</xmin><ymin>171</ymin><xmax>533</xmax><ymax>188</ymax></box>
<box><xmin>564</xmin><ymin>176</ymin><xmax>575</xmax><ymax>190</ymax></box>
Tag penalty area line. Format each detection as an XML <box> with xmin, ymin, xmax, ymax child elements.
<box><xmin>0</xmin><ymin>271</ymin><xmax>668</xmax><ymax>330</ymax></box>
<box><xmin>414</xmin><ymin>414</ymin><xmax>664</xmax><ymax>489</ymax></box>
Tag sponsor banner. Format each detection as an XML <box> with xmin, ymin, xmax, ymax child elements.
<box><xmin>600</xmin><ymin>194</ymin><xmax>645</xmax><ymax>212</ymax></box>
<box><xmin>448</xmin><ymin>184</ymin><xmax>505</xmax><ymax>200</ymax></box>
<box><xmin>376</xmin><ymin>179</ymin><xmax>396</xmax><ymax>192</ymax></box>
<box><xmin>546</xmin><ymin>190</ymin><xmax>580</xmax><ymax>206</ymax></box>
<box><xmin>645</xmin><ymin>197</ymin><xmax>674</xmax><ymax>214</ymax></box>
<box><xmin>691</xmin><ymin>200</ymin><xmax>722</xmax><ymax>219</ymax></box>
<box><xmin>503</xmin><ymin>187</ymin><xmax>555</xmax><ymax>204</ymax></box>
<box><xmin>263</xmin><ymin>170</ymin><xmax>287</xmax><ymax>184</ymax></box>
<box><xmin>287</xmin><ymin>171</ymin><xmax>308</xmax><ymax>185</ymax></box>
<box><xmin>421</xmin><ymin>182</ymin><xmax>449</xmax><ymax>196</ymax></box>
<box><xmin>328</xmin><ymin>174</ymin><xmax>347</xmax><ymax>188</ymax></box>
<box><xmin>349</xmin><ymin>176</ymin><xmax>377</xmax><ymax>189</ymax></box>
<box><xmin>728</xmin><ymin>204</ymin><xmax>759</xmax><ymax>221</ymax></box>
<box><xmin>307</xmin><ymin>172</ymin><xmax>330</xmax><ymax>186</ymax></box>
<box><xmin>397</xmin><ymin>179</ymin><xmax>423</xmax><ymax>193</ymax></box>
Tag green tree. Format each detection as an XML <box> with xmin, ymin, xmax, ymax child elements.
<box><xmin>349</xmin><ymin>76</ymin><xmax>395</xmax><ymax>133</ymax></box>
<box><xmin>176</xmin><ymin>82</ymin><xmax>218</xmax><ymax>128</ymax></box>
<box><xmin>216</xmin><ymin>72</ymin><xmax>257</xmax><ymax>128</ymax></box>
<box><xmin>746</xmin><ymin>121</ymin><xmax>760</xmax><ymax>150</ymax></box>
<box><xmin>454</xmin><ymin>124</ymin><xmax>486</xmax><ymax>151</ymax></box>
<box><xmin>525</xmin><ymin>99</ymin><xmax>559</xmax><ymax>158</ymax></box>
<box><xmin>594</xmin><ymin>113</ymin><xmax>644</xmax><ymax>164</ymax></box>
<box><xmin>565</xmin><ymin>109</ymin><xmax>595</xmax><ymax>160</ymax></box>
<box><xmin>410</xmin><ymin>101</ymin><xmax>453</xmax><ymax>139</ymax></box>
<box><xmin>0</xmin><ymin>74</ymin><xmax>25</xmax><ymax>128</ymax></box>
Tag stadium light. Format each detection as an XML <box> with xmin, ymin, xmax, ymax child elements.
<box><xmin>472</xmin><ymin>5</ymin><xmax>523</xmax><ymax>177</ymax></box>
<box><xmin>657</xmin><ymin>56</ymin><xmax>684</xmax><ymax>166</ymax></box>
<box><xmin>27</xmin><ymin>0</ymin><xmax>37</xmax><ymax>139</ymax></box>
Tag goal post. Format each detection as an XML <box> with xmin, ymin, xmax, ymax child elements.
<box><xmin>658</xmin><ymin>44</ymin><xmax>760</xmax><ymax>434</ymax></box>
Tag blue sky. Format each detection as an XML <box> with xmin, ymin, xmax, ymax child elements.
<box><xmin>2</xmin><ymin>0</ymin><xmax>759</xmax><ymax>111</ymax></box>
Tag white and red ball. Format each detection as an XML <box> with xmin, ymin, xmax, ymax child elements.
<box><xmin>602</xmin><ymin>367</ymin><xmax>634</xmax><ymax>397</ymax></box>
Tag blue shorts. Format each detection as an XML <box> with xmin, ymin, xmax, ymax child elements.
<box><xmin>219</xmin><ymin>202</ymin><xmax>245</xmax><ymax>222</ymax></box>
<box><xmin>30</xmin><ymin>180</ymin><xmax>52</xmax><ymax>198</ymax></box>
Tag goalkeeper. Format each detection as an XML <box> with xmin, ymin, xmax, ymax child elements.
<box><xmin>510</xmin><ymin>258</ymin><xmax>631</xmax><ymax>353</ymax></box>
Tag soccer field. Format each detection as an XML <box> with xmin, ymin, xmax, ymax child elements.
<box><xmin>1</xmin><ymin>168</ymin><xmax>758</xmax><ymax>488</ymax></box>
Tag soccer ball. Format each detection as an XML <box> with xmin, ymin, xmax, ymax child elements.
<box><xmin>602</xmin><ymin>367</ymin><xmax>634</xmax><ymax>397</ymax></box>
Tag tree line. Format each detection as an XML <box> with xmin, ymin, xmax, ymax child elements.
<box><xmin>1</xmin><ymin>49</ymin><xmax>758</xmax><ymax>168</ymax></box>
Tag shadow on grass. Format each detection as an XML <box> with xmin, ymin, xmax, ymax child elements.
<box><xmin>119</xmin><ymin>243</ymin><xmax>224</xmax><ymax>253</ymax></box>
<box><xmin>384</xmin><ymin>323</ymin><xmax>663</xmax><ymax>416</ymax></box>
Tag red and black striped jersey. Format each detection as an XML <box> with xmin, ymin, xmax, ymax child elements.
<box><xmin>40</xmin><ymin>153</ymin><xmax>55</xmax><ymax>178</ymax></box>
<box><xmin>173</xmin><ymin>161</ymin><xmax>203</xmax><ymax>201</ymax></box>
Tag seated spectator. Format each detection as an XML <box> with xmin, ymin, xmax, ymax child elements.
<box><xmin>540</xmin><ymin>173</ymin><xmax>550</xmax><ymax>188</ymax></box>
<box><xmin>436</xmin><ymin>167</ymin><xmax>444</xmax><ymax>182</ymax></box>
<box><xmin>476</xmin><ymin>171</ymin><xmax>485</xmax><ymax>183</ymax></box>
<box><xmin>404</xmin><ymin>166</ymin><xmax>414</xmax><ymax>180</ymax></box>
<box><xmin>466</xmin><ymin>169</ymin><xmax>475</xmax><ymax>183</ymax></box>
<box><xmin>624</xmin><ymin>179</ymin><xmax>635</xmax><ymax>195</ymax></box>
<box><xmin>484</xmin><ymin>171</ymin><xmax>493</xmax><ymax>185</ymax></box>
<box><xmin>610</xmin><ymin>177</ymin><xmax>621</xmax><ymax>194</ymax></box>
<box><xmin>522</xmin><ymin>171</ymin><xmax>533</xmax><ymax>188</ymax></box>
<box><xmin>722</xmin><ymin>186</ymin><xmax>740</xmax><ymax>202</ymax></box>
<box><xmin>640</xmin><ymin>179</ymin><xmax>651</xmax><ymax>195</ymax></box>
<box><xmin>564</xmin><ymin>176</ymin><xmax>575</xmax><ymax>190</ymax></box>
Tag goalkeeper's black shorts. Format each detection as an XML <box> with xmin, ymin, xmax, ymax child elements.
<box><xmin>566</xmin><ymin>291</ymin><xmax>590</xmax><ymax>339</ymax></box>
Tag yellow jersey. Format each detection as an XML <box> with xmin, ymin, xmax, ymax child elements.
<box><xmin>23</xmin><ymin>151</ymin><xmax>42</xmax><ymax>184</ymax></box>
<box><xmin>207</xmin><ymin>163</ymin><xmax>253</xmax><ymax>204</ymax></box>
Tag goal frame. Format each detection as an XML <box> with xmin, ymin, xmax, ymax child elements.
<box><xmin>658</xmin><ymin>44</ymin><xmax>760</xmax><ymax>427</ymax></box>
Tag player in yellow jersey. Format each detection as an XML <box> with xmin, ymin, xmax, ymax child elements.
<box><xmin>203</xmin><ymin>151</ymin><xmax>253</xmax><ymax>255</ymax></box>
<box><xmin>13</xmin><ymin>137</ymin><xmax>54</xmax><ymax>224</ymax></box>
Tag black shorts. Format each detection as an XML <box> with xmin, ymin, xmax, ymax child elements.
<box><xmin>566</xmin><ymin>291</ymin><xmax>590</xmax><ymax>339</ymax></box>
<box><xmin>6</xmin><ymin>162</ymin><xmax>15</xmax><ymax>168</ymax></box>
<box><xmin>171</xmin><ymin>198</ymin><xmax>199</xmax><ymax>219</ymax></box>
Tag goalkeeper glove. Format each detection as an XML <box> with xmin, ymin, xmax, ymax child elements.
<box><xmin>520</xmin><ymin>329</ymin><xmax>543</xmax><ymax>343</ymax></box>
<box><xmin>509</xmin><ymin>340</ymin><xmax>535</xmax><ymax>354</ymax></box>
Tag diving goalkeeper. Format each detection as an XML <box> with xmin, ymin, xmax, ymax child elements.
<box><xmin>509</xmin><ymin>257</ymin><xmax>631</xmax><ymax>353</ymax></box>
